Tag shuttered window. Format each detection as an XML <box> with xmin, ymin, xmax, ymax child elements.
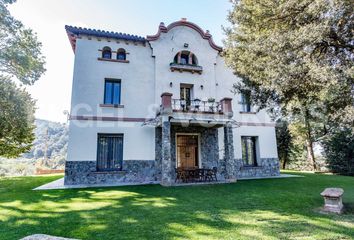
<box><xmin>104</xmin><ymin>79</ymin><xmax>121</xmax><ymax>105</ymax></box>
<box><xmin>97</xmin><ymin>134</ymin><xmax>123</xmax><ymax>171</ymax></box>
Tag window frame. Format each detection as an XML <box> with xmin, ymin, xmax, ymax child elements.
<box><xmin>96</xmin><ymin>133</ymin><xmax>124</xmax><ymax>172</ymax></box>
<box><xmin>102</xmin><ymin>47</ymin><xmax>112</xmax><ymax>59</ymax></box>
<box><xmin>241</xmin><ymin>136</ymin><xmax>258</xmax><ymax>167</ymax></box>
<box><xmin>173</xmin><ymin>51</ymin><xmax>198</xmax><ymax>66</ymax></box>
<box><xmin>180</xmin><ymin>53</ymin><xmax>189</xmax><ymax>65</ymax></box>
<box><xmin>116</xmin><ymin>48</ymin><xmax>126</xmax><ymax>61</ymax></box>
<box><xmin>240</xmin><ymin>92</ymin><xmax>252</xmax><ymax>112</ymax></box>
<box><xmin>103</xmin><ymin>78</ymin><xmax>121</xmax><ymax>105</ymax></box>
<box><xmin>180</xmin><ymin>84</ymin><xmax>193</xmax><ymax>108</ymax></box>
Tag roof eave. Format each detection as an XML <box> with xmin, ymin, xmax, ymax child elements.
<box><xmin>65</xmin><ymin>25</ymin><xmax>146</xmax><ymax>53</ymax></box>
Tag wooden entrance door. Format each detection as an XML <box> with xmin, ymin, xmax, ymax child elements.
<box><xmin>176</xmin><ymin>135</ymin><xmax>199</xmax><ymax>168</ymax></box>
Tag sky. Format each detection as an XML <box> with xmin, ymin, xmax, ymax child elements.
<box><xmin>8</xmin><ymin>0</ymin><xmax>232</xmax><ymax>123</ymax></box>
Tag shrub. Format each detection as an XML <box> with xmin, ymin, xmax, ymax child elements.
<box><xmin>322</xmin><ymin>127</ymin><xmax>354</xmax><ymax>175</ymax></box>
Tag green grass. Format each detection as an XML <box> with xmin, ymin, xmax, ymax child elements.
<box><xmin>0</xmin><ymin>172</ymin><xmax>353</xmax><ymax>240</ymax></box>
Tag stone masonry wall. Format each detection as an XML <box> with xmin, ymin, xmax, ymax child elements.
<box><xmin>235</xmin><ymin>158</ymin><xmax>280</xmax><ymax>178</ymax></box>
<box><xmin>64</xmin><ymin>160</ymin><xmax>158</xmax><ymax>185</ymax></box>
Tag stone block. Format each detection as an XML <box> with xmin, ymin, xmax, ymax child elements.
<box><xmin>321</xmin><ymin>188</ymin><xmax>344</xmax><ymax>214</ymax></box>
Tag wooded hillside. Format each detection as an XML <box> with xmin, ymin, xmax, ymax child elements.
<box><xmin>0</xmin><ymin>119</ymin><xmax>68</xmax><ymax>176</ymax></box>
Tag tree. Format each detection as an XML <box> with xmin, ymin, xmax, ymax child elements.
<box><xmin>224</xmin><ymin>0</ymin><xmax>354</xmax><ymax>170</ymax></box>
<box><xmin>0</xmin><ymin>77</ymin><xmax>36</xmax><ymax>157</ymax></box>
<box><xmin>275</xmin><ymin>120</ymin><xmax>292</xmax><ymax>169</ymax></box>
<box><xmin>322</xmin><ymin>127</ymin><xmax>354</xmax><ymax>175</ymax></box>
<box><xmin>0</xmin><ymin>0</ymin><xmax>45</xmax><ymax>85</ymax></box>
<box><xmin>288</xmin><ymin>120</ymin><xmax>320</xmax><ymax>170</ymax></box>
<box><xmin>0</xmin><ymin>0</ymin><xmax>45</xmax><ymax>157</ymax></box>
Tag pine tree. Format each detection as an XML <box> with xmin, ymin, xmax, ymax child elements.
<box><xmin>224</xmin><ymin>0</ymin><xmax>353</xmax><ymax>170</ymax></box>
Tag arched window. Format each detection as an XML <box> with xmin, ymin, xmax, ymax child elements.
<box><xmin>102</xmin><ymin>47</ymin><xmax>112</xmax><ymax>59</ymax></box>
<box><xmin>117</xmin><ymin>48</ymin><xmax>126</xmax><ymax>60</ymax></box>
<box><xmin>173</xmin><ymin>51</ymin><xmax>198</xmax><ymax>65</ymax></box>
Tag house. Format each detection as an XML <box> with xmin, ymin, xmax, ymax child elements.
<box><xmin>64</xmin><ymin>18</ymin><xmax>280</xmax><ymax>186</ymax></box>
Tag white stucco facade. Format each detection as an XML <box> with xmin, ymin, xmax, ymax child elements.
<box><xmin>64</xmin><ymin>19</ymin><xmax>279</xmax><ymax>185</ymax></box>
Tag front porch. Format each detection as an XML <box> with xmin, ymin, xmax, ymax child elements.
<box><xmin>155</xmin><ymin>92</ymin><xmax>237</xmax><ymax>186</ymax></box>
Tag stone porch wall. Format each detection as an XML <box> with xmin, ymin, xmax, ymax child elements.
<box><xmin>235</xmin><ymin>158</ymin><xmax>280</xmax><ymax>178</ymax></box>
<box><xmin>64</xmin><ymin>160</ymin><xmax>158</xmax><ymax>185</ymax></box>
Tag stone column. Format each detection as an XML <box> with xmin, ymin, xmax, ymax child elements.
<box><xmin>161</xmin><ymin>116</ymin><xmax>172</xmax><ymax>186</ymax></box>
<box><xmin>160</xmin><ymin>93</ymin><xmax>173</xmax><ymax>186</ymax></box>
<box><xmin>224</xmin><ymin>123</ymin><xmax>236</xmax><ymax>182</ymax></box>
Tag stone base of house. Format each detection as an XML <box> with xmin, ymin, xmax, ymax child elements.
<box><xmin>64</xmin><ymin>160</ymin><xmax>158</xmax><ymax>185</ymax></box>
<box><xmin>64</xmin><ymin>158</ymin><xmax>280</xmax><ymax>185</ymax></box>
<box><xmin>215</xmin><ymin>158</ymin><xmax>280</xmax><ymax>180</ymax></box>
<box><xmin>236</xmin><ymin>158</ymin><xmax>280</xmax><ymax>179</ymax></box>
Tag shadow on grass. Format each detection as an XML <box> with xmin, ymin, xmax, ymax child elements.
<box><xmin>0</xmin><ymin>174</ymin><xmax>353</xmax><ymax>240</ymax></box>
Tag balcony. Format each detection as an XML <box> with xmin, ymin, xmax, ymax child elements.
<box><xmin>170</xmin><ymin>63</ymin><xmax>203</xmax><ymax>74</ymax></box>
<box><xmin>158</xmin><ymin>93</ymin><xmax>233</xmax><ymax>127</ymax></box>
<box><xmin>172</xmin><ymin>99</ymin><xmax>222</xmax><ymax>114</ymax></box>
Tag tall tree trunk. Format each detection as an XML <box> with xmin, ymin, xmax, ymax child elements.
<box><xmin>304</xmin><ymin>107</ymin><xmax>317</xmax><ymax>171</ymax></box>
<box><xmin>282</xmin><ymin>157</ymin><xmax>287</xmax><ymax>169</ymax></box>
<box><xmin>306</xmin><ymin>139</ymin><xmax>316</xmax><ymax>171</ymax></box>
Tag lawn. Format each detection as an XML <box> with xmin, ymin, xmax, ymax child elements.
<box><xmin>0</xmin><ymin>172</ymin><xmax>353</xmax><ymax>240</ymax></box>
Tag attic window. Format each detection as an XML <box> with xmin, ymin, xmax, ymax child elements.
<box><xmin>117</xmin><ymin>48</ymin><xmax>126</xmax><ymax>60</ymax></box>
<box><xmin>180</xmin><ymin>53</ymin><xmax>188</xmax><ymax>64</ymax></box>
<box><xmin>173</xmin><ymin>51</ymin><xmax>198</xmax><ymax>65</ymax></box>
<box><xmin>170</xmin><ymin>51</ymin><xmax>202</xmax><ymax>74</ymax></box>
<box><xmin>102</xmin><ymin>47</ymin><xmax>112</xmax><ymax>59</ymax></box>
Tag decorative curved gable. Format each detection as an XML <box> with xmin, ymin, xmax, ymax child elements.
<box><xmin>147</xmin><ymin>19</ymin><xmax>222</xmax><ymax>52</ymax></box>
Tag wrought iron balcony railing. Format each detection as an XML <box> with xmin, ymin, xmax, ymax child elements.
<box><xmin>172</xmin><ymin>99</ymin><xmax>222</xmax><ymax>113</ymax></box>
